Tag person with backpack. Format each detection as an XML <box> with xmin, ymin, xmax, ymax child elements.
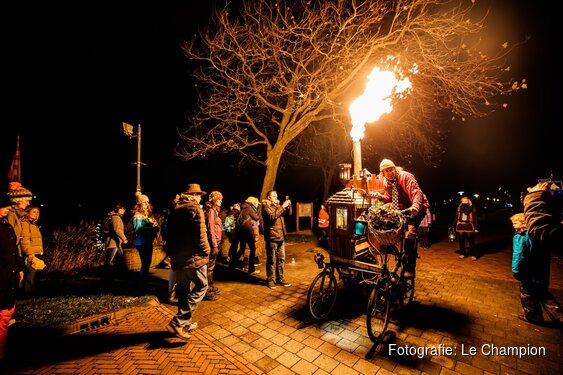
<box><xmin>224</xmin><ymin>203</ymin><xmax>240</xmax><ymax>263</ymax></box>
<box><xmin>229</xmin><ymin>197</ymin><xmax>261</xmax><ymax>275</ymax></box>
<box><xmin>102</xmin><ymin>203</ymin><xmax>128</xmax><ymax>286</ymax></box>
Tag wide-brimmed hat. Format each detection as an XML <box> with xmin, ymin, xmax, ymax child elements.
<box><xmin>0</xmin><ymin>192</ymin><xmax>16</xmax><ymax>208</ymax></box>
<box><xmin>185</xmin><ymin>183</ymin><xmax>207</xmax><ymax>196</ymax></box>
<box><xmin>245</xmin><ymin>196</ymin><xmax>260</xmax><ymax>206</ymax></box>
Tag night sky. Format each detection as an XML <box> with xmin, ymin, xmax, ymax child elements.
<box><xmin>2</xmin><ymin>0</ymin><xmax>560</xmax><ymax>230</ymax></box>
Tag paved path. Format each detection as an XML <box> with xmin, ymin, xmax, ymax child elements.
<box><xmin>2</xmin><ymin>213</ymin><xmax>562</xmax><ymax>375</ymax></box>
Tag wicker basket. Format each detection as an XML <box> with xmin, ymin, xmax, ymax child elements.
<box><xmin>369</xmin><ymin>226</ymin><xmax>402</xmax><ymax>245</ymax></box>
<box><xmin>123</xmin><ymin>246</ymin><xmax>167</xmax><ymax>272</ymax></box>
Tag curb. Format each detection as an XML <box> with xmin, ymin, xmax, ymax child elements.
<box><xmin>59</xmin><ymin>295</ymin><xmax>160</xmax><ymax>335</ymax></box>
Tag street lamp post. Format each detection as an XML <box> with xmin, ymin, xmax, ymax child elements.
<box><xmin>122</xmin><ymin>122</ymin><xmax>145</xmax><ymax>193</ymax></box>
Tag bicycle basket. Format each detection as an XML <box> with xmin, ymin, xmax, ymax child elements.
<box><xmin>366</xmin><ymin>206</ymin><xmax>404</xmax><ymax>245</ymax></box>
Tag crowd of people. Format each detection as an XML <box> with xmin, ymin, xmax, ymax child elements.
<box><xmin>2</xmin><ymin>159</ymin><xmax>562</xmax><ymax>351</ymax></box>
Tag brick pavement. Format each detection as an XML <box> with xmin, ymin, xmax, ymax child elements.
<box><xmin>2</xmin><ymin>213</ymin><xmax>562</xmax><ymax>375</ymax></box>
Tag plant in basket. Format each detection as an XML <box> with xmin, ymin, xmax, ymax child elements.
<box><xmin>366</xmin><ymin>205</ymin><xmax>403</xmax><ymax>231</ymax></box>
<box><xmin>366</xmin><ymin>205</ymin><xmax>404</xmax><ymax>245</ymax></box>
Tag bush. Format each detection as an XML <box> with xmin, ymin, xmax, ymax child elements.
<box><xmin>43</xmin><ymin>220</ymin><xmax>104</xmax><ymax>273</ymax></box>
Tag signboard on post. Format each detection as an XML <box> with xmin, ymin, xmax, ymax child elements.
<box><xmin>296</xmin><ymin>202</ymin><xmax>313</xmax><ymax>231</ymax></box>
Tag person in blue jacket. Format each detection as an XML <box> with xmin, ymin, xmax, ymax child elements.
<box><xmin>510</xmin><ymin>211</ymin><xmax>561</xmax><ymax>327</ymax></box>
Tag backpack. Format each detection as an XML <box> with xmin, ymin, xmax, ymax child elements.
<box><xmin>223</xmin><ymin>215</ymin><xmax>235</xmax><ymax>234</ymax></box>
<box><xmin>100</xmin><ymin>215</ymin><xmax>112</xmax><ymax>236</ymax></box>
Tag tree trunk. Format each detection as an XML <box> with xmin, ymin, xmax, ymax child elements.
<box><xmin>322</xmin><ymin>168</ymin><xmax>336</xmax><ymax>203</ymax></box>
<box><xmin>260</xmin><ymin>145</ymin><xmax>284</xmax><ymax>200</ymax></box>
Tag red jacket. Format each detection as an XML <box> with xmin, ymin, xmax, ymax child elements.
<box><xmin>380</xmin><ymin>170</ymin><xmax>430</xmax><ymax>216</ymax></box>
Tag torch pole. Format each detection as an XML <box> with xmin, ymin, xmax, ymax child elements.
<box><xmin>353</xmin><ymin>141</ymin><xmax>362</xmax><ymax>179</ymax></box>
<box><xmin>136</xmin><ymin>124</ymin><xmax>142</xmax><ymax>193</ymax></box>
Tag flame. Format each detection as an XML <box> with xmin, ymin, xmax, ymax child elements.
<box><xmin>349</xmin><ymin>65</ymin><xmax>412</xmax><ymax>142</ymax></box>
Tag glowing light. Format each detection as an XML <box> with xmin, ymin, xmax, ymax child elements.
<box><xmin>349</xmin><ymin>65</ymin><xmax>412</xmax><ymax>142</ymax></box>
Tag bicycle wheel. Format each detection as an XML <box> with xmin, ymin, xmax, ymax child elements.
<box><xmin>366</xmin><ymin>278</ymin><xmax>391</xmax><ymax>342</ymax></box>
<box><xmin>307</xmin><ymin>270</ymin><xmax>338</xmax><ymax>320</ymax></box>
<box><xmin>399</xmin><ymin>276</ymin><xmax>415</xmax><ymax>308</ymax></box>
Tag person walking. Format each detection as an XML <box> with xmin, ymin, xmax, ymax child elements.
<box><xmin>101</xmin><ymin>203</ymin><xmax>128</xmax><ymax>286</ymax></box>
<box><xmin>204</xmin><ymin>191</ymin><xmax>223</xmax><ymax>301</ymax></box>
<box><xmin>261</xmin><ymin>190</ymin><xmax>292</xmax><ymax>289</ymax></box>
<box><xmin>132</xmin><ymin>192</ymin><xmax>159</xmax><ymax>294</ymax></box>
<box><xmin>372</xmin><ymin>159</ymin><xmax>430</xmax><ymax>278</ymax></box>
<box><xmin>164</xmin><ymin>183</ymin><xmax>210</xmax><ymax>340</ymax></box>
<box><xmin>19</xmin><ymin>206</ymin><xmax>45</xmax><ymax>296</ymax></box>
<box><xmin>453</xmin><ymin>196</ymin><xmax>479</xmax><ymax>260</ymax></box>
<box><xmin>0</xmin><ymin>192</ymin><xmax>25</xmax><ymax>362</ymax></box>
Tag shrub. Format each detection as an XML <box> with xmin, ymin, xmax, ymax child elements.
<box><xmin>43</xmin><ymin>220</ymin><xmax>104</xmax><ymax>273</ymax></box>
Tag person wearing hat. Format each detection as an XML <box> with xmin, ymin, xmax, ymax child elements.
<box><xmin>164</xmin><ymin>183</ymin><xmax>210</xmax><ymax>340</ymax></box>
<box><xmin>6</xmin><ymin>182</ymin><xmax>34</xmax><ymax>253</ymax></box>
<box><xmin>0</xmin><ymin>192</ymin><xmax>25</xmax><ymax>362</ymax></box>
<box><xmin>372</xmin><ymin>159</ymin><xmax>430</xmax><ymax>278</ymax></box>
<box><xmin>204</xmin><ymin>191</ymin><xmax>224</xmax><ymax>301</ymax></box>
<box><xmin>132</xmin><ymin>191</ymin><xmax>159</xmax><ymax>294</ymax></box>
<box><xmin>229</xmin><ymin>196</ymin><xmax>262</xmax><ymax>276</ymax></box>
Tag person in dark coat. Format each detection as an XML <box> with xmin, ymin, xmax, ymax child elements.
<box><xmin>0</xmin><ymin>192</ymin><xmax>25</xmax><ymax>362</ymax></box>
<box><xmin>164</xmin><ymin>183</ymin><xmax>210</xmax><ymax>340</ymax></box>
<box><xmin>230</xmin><ymin>197</ymin><xmax>261</xmax><ymax>275</ymax></box>
<box><xmin>102</xmin><ymin>203</ymin><xmax>128</xmax><ymax>286</ymax></box>
<box><xmin>520</xmin><ymin>181</ymin><xmax>563</xmax><ymax>327</ymax></box>
<box><xmin>262</xmin><ymin>190</ymin><xmax>292</xmax><ymax>289</ymax></box>
<box><xmin>453</xmin><ymin>196</ymin><xmax>479</xmax><ymax>260</ymax></box>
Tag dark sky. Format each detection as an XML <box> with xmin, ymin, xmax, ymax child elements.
<box><xmin>2</xmin><ymin>0</ymin><xmax>560</xmax><ymax>229</ymax></box>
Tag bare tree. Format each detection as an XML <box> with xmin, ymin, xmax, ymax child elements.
<box><xmin>285</xmin><ymin>120</ymin><xmax>352</xmax><ymax>202</ymax></box>
<box><xmin>177</xmin><ymin>0</ymin><xmax>524</xmax><ymax>198</ymax></box>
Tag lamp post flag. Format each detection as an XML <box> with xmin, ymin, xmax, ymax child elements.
<box><xmin>8</xmin><ymin>136</ymin><xmax>21</xmax><ymax>183</ymax></box>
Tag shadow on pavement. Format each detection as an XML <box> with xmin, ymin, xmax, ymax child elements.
<box><xmin>391</xmin><ymin>302</ymin><xmax>470</xmax><ymax>333</ymax></box>
<box><xmin>4</xmin><ymin>330</ymin><xmax>183</xmax><ymax>372</ymax></box>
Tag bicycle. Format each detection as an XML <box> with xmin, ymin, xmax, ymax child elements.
<box><xmin>364</xmin><ymin>208</ymin><xmax>416</xmax><ymax>342</ymax></box>
<box><xmin>306</xmin><ymin>203</ymin><xmax>416</xmax><ymax>343</ymax></box>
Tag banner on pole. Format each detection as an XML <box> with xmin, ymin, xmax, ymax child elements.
<box><xmin>7</xmin><ymin>136</ymin><xmax>21</xmax><ymax>183</ymax></box>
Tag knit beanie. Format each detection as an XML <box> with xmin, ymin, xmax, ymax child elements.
<box><xmin>379</xmin><ymin>159</ymin><xmax>396</xmax><ymax>172</ymax></box>
<box><xmin>7</xmin><ymin>182</ymin><xmax>33</xmax><ymax>203</ymax></box>
<box><xmin>135</xmin><ymin>191</ymin><xmax>150</xmax><ymax>204</ymax></box>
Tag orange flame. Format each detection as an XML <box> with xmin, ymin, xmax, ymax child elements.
<box><xmin>349</xmin><ymin>65</ymin><xmax>413</xmax><ymax>142</ymax></box>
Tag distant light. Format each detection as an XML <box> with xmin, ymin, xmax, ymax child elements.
<box><xmin>458</xmin><ymin>191</ymin><xmax>464</xmax><ymax>196</ymax></box>
<box><xmin>474</xmin><ymin>194</ymin><xmax>479</xmax><ymax>199</ymax></box>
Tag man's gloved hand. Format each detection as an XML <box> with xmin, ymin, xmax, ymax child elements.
<box><xmin>400</xmin><ymin>208</ymin><xmax>413</xmax><ymax>218</ymax></box>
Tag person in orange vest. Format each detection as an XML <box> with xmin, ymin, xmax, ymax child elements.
<box><xmin>317</xmin><ymin>204</ymin><xmax>329</xmax><ymax>243</ymax></box>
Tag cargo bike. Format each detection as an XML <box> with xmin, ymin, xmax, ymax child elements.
<box><xmin>306</xmin><ymin>187</ymin><xmax>416</xmax><ymax>342</ymax></box>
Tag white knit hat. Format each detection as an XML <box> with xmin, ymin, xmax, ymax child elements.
<box><xmin>379</xmin><ymin>159</ymin><xmax>396</xmax><ymax>172</ymax></box>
